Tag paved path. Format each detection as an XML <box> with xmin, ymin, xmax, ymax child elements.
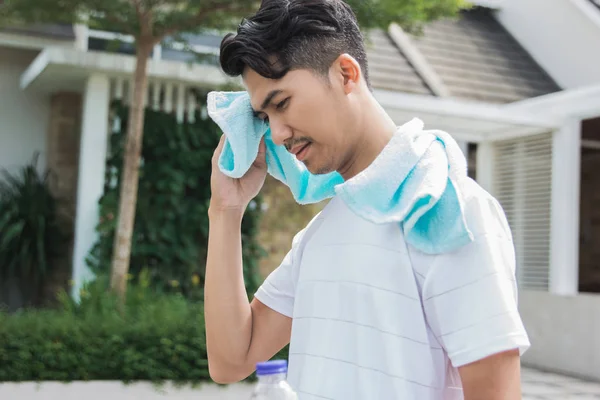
<box><xmin>523</xmin><ymin>367</ymin><xmax>600</xmax><ymax>399</ymax></box>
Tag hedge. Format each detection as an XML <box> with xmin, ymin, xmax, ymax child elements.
<box><xmin>0</xmin><ymin>275</ymin><xmax>289</xmax><ymax>384</ymax></box>
<box><xmin>0</xmin><ymin>276</ymin><xmax>203</xmax><ymax>383</ymax></box>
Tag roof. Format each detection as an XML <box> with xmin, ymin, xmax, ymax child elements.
<box><xmin>1</xmin><ymin>24</ymin><xmax>75</xmax><ymax>40</ymax></box>
<box><xmin>364</xmin><ymin>7</ymin><xmax>561</xmax><ymax>104</ymax></box>
<box><xmin>365</xmin><ymin>29</ymin><xmax>433</xmax><ymax>96</ymax></box>
<box><xmin>411</xmin><ymin>7</ymin><xmax>561</xmax><ymax>103</ymax></box>
<box><xmin>15</xmin><ymin>7</ymin><xmax>558</xmax><ymax>105</ymax></box>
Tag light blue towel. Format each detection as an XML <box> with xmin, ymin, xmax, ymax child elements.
<box><xmin>207</xmin><ymin>91</ymin><xmax>343</xmax><ymax>204</ymax></box>
<box><xmin>207</xmin><ymin>90</ymin><xmax>474</xmax><ymax>254</ymax></box>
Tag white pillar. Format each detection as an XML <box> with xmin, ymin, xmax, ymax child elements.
<box><xmin>549</xmin><ymin>119</ymin><xmax>581</xmax><ymax>296</ymax></box>
<box><xmin>73</xmin><ymin>24</ymin><xmax>89</xmax><ymax>51</ymax></box>
<box><xmin>164</xmin><ymin>83</ymin><xmax>174</xmax><ymax>113</ymax></box>
<box><xmin>187</xmin><ymin>92</ymin><xmax>197</xmax><ymax>123</ymax></box>
<box><xmin>476</xmin><ymin>141</ymin><xmax>495</xmax><ymax>193</ymax></box>
<box><xmin>152</xmin><ymin>44</ymin><xmax>162</xmax><ymax>61</ymax></box>
<box><xmin>72</xmin><ymin>74</ymin><xmax>110</xmax><ymax>299</ymax></box>
<box><xmin>152</xmin><ymin>82</ymin><xmax>161</xmax><ymax>111</ymax></box>
<box><xmin>176</xmin><ymin>84</ymin><xmax>185</xmax><ymax>123</ymax></box>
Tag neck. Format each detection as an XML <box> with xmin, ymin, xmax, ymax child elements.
<box><xmin>338</xmin><ymin>94</ymin><xmax>397</xmax><ymax>181</ymax></box>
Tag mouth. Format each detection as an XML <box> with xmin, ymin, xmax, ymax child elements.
<box><xmin>291</xmin><ymin>143</ymin><xmax>312</xmax><ymax>162</ymax></box>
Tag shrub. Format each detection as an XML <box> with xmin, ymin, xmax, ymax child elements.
<box><xmin>0</xmin><ymin>275</ymin><xmax>209</xmax><ymax>383</ymax></box>
<box><xmin>0</xmin><ymin>153</ymin><xmax>70</xmax><ymax>307</ymax></box>
<box><xmin>0</xmin><ymin>274</ymin><xmax>290</xmax><ymax>384</ymax></box>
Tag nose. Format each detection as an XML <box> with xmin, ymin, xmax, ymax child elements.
<box><xmin>268</xmin><ymin>117</ymin><xmax>293</xmax><ymax>147</ymax></box>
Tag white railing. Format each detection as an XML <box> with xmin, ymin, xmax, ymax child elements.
<box><xmin>80</xmin><ymin>28</ymin><xmax>221</xmax><ymax>124</ymax></box>
<box><xmin>110</xmin><ymin>77</ymin><xmax>203</xmax><ymax>124</ymax></box>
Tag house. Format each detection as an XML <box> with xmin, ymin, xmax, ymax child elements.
<box><xmin>1</xmin><ymin>0</ymin><xmax>600</xmax><ymax>382</ymax></box>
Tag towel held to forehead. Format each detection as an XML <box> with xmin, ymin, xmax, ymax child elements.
<box><xmin>207</xmin><ymin>90</ymin><xmax>474</xmax><ymax>254</ymax></box>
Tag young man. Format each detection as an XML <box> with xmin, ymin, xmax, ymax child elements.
<box><xmin>204</xmin><ymin>1</ymin><xmax>530</xmax><ymax>399</ymax></box>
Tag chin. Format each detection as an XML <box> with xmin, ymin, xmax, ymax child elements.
<box><xmin>306</xmin><ymin>163</ymin><xmax>334</xmax><ymax>175</ymax></box>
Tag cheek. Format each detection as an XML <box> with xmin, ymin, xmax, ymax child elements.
<box><xmin>292</xmin><ymin>101</ymin><xmax>330</xmax><ymax>135</ymax></box>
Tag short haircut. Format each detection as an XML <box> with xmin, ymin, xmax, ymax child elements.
<box><xmin>219</xmin><ymin>0</ymin><xmax>371</xmax><ymax>89</ymax></box>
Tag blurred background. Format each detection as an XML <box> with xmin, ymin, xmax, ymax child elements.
<box><xmin>1</xmin><ymin>0</ymin><xmax>600</xmax><ymax>398</ymax></box>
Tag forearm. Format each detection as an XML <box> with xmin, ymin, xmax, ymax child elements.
<box><xmin>460</xmin><ymin>349</ymin><xmax>522</xmax><ymax>400</ymax></box>
<box><xmin>204</xmin><ymin>208</ymin><xmax>253</xmax><ymax>374</ymax></box>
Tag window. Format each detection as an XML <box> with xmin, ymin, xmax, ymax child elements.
<box><xmin>492</xmin><ymin>133</ymin><xmax>553</xmax><ymax>290</ymax></box>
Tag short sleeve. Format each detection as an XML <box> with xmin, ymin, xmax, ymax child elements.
<box><xmin>418</xmin><ymin>186</ymin><xmax>531</xmax><ymax>368</ymax></box>
<box><xmin>253</xmin><ymin>228</ymin><xmax>306</xmax><ymax>318</ymax></box>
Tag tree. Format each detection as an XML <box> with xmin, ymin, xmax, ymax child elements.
<box><xmin>0</xmin><ymin>0</ymin><xmax>467</xmax><ymax>305</ymax></box>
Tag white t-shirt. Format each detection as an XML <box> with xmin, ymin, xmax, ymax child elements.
<box><xmin>254</xmin><ymin>178</ymin><xmax>530</xmax><ymax>400</ymax></box>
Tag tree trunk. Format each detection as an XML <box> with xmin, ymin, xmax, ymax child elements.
<box><xmin>109</xmin><ymin>37</ymin><xmax>153</xmax><ymax>305</ymax></box>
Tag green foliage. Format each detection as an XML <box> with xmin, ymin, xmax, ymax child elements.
<box><xmin>87</xmin><ymin>95</ymin><xmax>265</xmax><ymax>300</ymax></box>
<box><xmin>0</xmin><ymin>276</ymin><xmax>209</xmax><ymax>383</ymax></box>
<box><xmin>347</xmin><ymin>0</ymin><xmax>470</xmax><ymax>33</ymax></box>
<box><xmin>0</xmin><ymin>0</ymin><xmax>468</xmax><ymax>41</ymax></box>
<box><xmin>0</xmin><ymin>0</ymin><xmax>82</xmax><ymax>27</ymax></box>
<box><xmin>0</xmin><ymin>0</ymin><xmax>258</xmax><ymax>37</ymax></box>
<box><xmin>0</xmin><ymin>275</ymin><xmax>289</xmax><ymax>383</ymax></box>
<box><xmin>0</xmin><ymin>154</ymin><xmax>70</xmax><ymax>305</ymax></box>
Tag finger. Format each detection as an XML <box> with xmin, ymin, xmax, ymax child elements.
<box><xmin>216</xmin><ymin>133</ymin><xmax>226</xmax><ymax>151</ymax></box>
<box><xmin>212</xmin><ymin>134</ymin><xmax>227</xmax><ymax>164</ymax></box>
<box><xmin>253</xmin><ymin>137</ymin><xmax>267</xmax><ymax>168</ymax></box>
<box><xmin>257</xmin><ymin>137</ymin><xmax>266</xmax><ymax>158</ymax></box>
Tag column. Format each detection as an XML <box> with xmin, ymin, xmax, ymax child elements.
<box><xmin>476</xmin><ymin>141</ymin><xmax>495</xmax><ymax>193</ymax></box>
<box><xmin>71</xmin><ymin>74</ymin><xmax>110</xmax><ymax>299</ymax></box>
<box><xmin>549</xmin><ymin>119</ymin><xmax>581</xmax><ymax>296</ymax></box>
<box><xmin>73</xmin><ymin>23</ymin><xmax>89</xmax><ymax>51</ymax></box>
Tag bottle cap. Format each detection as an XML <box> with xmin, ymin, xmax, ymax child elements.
<box><xmin>256</xmin><ymin>360</ymin><xmax>288</xmax><ymax>376</ymax></box>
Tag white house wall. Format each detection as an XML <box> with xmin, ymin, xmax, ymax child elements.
<box><xmin>519</xmin><ymin>290</ymin><xmax>600</xmax><ymax>382</ymax></box>
<box><xmin>497</xmin><ymin>0</ymin><xmax>600</xmax><ymax>89</ymax></box>
<box><xmin>0</xmin><ymin>46</ymin><xmax>49</xmax><ymax>173</ymax></box>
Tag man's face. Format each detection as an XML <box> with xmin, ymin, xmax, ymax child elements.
<box><xmin>244</xmin><ymin>67</ymin><xmax>355</xmax><ymax>175</ymax></box>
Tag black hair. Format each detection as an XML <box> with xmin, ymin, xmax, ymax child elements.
<box><xmin>219</xmin><ymin>0</ymin><xmax>371</xmax><ymax>89</ymax></box>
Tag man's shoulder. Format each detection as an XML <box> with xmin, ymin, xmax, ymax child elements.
<box><xmin>409</xmin><ymin>177</ymin><xmax>515</xmax><ymax>278</ymax></box>
<box><xmin>460</xmin><ymin>177</ymin><xmax>513</xmax><ymax>240</ymax></box>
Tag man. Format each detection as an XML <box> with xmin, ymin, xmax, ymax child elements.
<box><xmin>204</xmin><ymin>0</ymin><xmax>530</xmax><ymax>399</ymax></box>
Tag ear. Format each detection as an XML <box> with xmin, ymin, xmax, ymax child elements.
<box><xmin>332</xmin><ymin>54</ymin><xmax>361</xmax><ymax>95</ymax></box>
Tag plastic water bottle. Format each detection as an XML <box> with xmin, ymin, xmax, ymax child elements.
<box><xmin>249</xmin><ymin>360</ymin><xmax>298</xmax><ymax>399</ymax></box>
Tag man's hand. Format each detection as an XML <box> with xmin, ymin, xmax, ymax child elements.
<box><xmin>209</xmin><ymin>134</ymin><xmax>268</xmax><ymax>214</ymax></box>
<box><xmin>458</xmin><ymin>349</ymin><xmax>522</xmax><ymax>400</ymax></box>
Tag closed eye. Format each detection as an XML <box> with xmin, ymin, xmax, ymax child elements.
<box><xmin>253</xmin><ymin>97</ymin><xmax>289</xmax><ymax>122</ymax></box>
<box><xmin>253</xmin><ymin>111</ymin><xmax>269</xmax><ymax>122</ymax></box>
<box><xmin>276</xmin><ymin>97</ymin><xmax>290</xmax><ymax>110</ymax></box>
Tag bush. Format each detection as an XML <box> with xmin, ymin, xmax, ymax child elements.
<box><xmin>0</xmin><ymin>274</ymin><xmax>290</xmax><ymax>383</ymax></box>
<box><xmin>87</xmin><ymin>95</ymin><xmax>265</xmax><ymax>300</ymax></box>
<box><xmin>0</xmin><ymin>275</ymin><xmax>210</xmax><ymax>383</ymax></box>
<box><xmin>0</xmin><ymin>153</ymin><xmax>71</xmax><ymax>307</ymax></box>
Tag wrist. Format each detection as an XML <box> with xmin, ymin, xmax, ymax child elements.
<box><xmin>208</xmin><ymin>204</ymin><xmax>245</xmax><ymax>221</ymax></box>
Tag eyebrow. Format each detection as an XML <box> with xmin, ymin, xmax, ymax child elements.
<box><xmin>253</xmin><ymin>89</ymin><xmax>283</xmax><ymax>116</ymax></box>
